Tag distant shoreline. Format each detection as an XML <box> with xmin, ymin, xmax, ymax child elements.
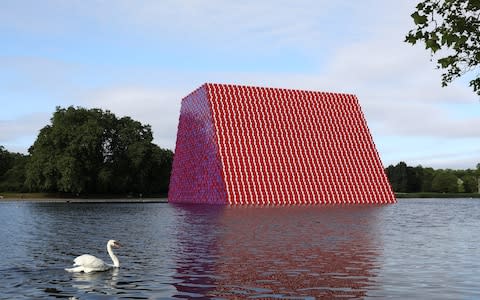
<box><xmin>0</xmin><ymin>192</ymin><xmax>168</xmax><ymax>202</ymax></box>
<box><xmin>0</xmin><ymin>198</ymin><xmax>168</xmax><ymax>203</ymax></box>
<box><xmin>395</xmin><ymin>192</ymin><xmax>480</xmax><ymax>199</ymax></box>
<box><xmin>0</xmin><ymin>197</ymin><xmax>168</xmax><ymax>203</ymax></box>
<box><xmin>1</xmin><ymin>192</ymin><xmax>479</xmax><ymax>202</ymax></box>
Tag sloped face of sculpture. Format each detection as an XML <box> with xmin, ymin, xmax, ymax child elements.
<box><xmin>168</xmin><ymin>85</ymin><xmax>227</xmax><ymax>204</ymax></box>
<box><xmin>169</xmin><ymin>83</ymin><xmax>396</xmax><ymax>205</ymax></box>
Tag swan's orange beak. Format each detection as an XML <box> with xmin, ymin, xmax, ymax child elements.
<box><xmin>113</xmin><ymin>241</ymin><xmax>122</xmax><ymax>248</ymax></box>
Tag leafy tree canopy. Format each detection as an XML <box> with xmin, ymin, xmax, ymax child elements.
<box><xmin>431</xmin><ymin>170</ymin><xmax>459</xmax><ymax>193</ymax></box>
<box><xmin>25</xmin><ymin>106</ymin><xmax>172</xmax><ymax>195</ymax></box>
<box><xmin>0</xmin><ymin>146</ymin><xmax>28</xmax><ymax>192</ymax></box>
<box><xmin>385</xmin><ymin>161</ymin><xmax>479</xmax><ymax>193</ymax></box>
<box><xmin>405</xmin><ymin>0</ymin><xmax>480</xmax><ymax>95</ymax></box>
<box><xmin>0</xmin><ymin>146</ymin><xmax>14</xmax><ymax>176</ymax></box>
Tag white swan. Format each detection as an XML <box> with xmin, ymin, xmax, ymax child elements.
<box><xmin>65</xmin><ymin>240</ymin><xmax>122</xmax><ymax>273</ymax></box>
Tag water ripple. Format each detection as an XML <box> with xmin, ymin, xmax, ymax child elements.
<box><xmin>0</xmin><ymin>199</ymin><xmax>479</xmax><ymax>298</ymax></box>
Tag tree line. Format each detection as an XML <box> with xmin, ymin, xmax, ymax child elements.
<box><xmin>1</xmin><ymin>106</ymin><xmax>479</xmax><ymax>196</ymax></box>
<box><xmin>0</xmin><ymin>107</ymin><xmax>173</xmax><ymax>196</ymax></box>
<box><xmin>385</xmin><ymin>162</ymin><xmax>480</xmax><ymax>194</ymax></box>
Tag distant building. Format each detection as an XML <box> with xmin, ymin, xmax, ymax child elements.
<box><xmin>169</xmin><ymin>83</ymin><xmax>395</xmax><ymax>205</ymax></box>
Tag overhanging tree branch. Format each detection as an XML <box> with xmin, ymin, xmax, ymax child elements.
<box><xmin>406</xmin><ymin>0</ymin><xmax>480</xmax><ymax>96</ymax></box>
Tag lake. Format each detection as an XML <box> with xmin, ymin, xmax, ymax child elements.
<box><xmin>0</xmin><ymin>199</ymin><xmax>479</xmax><ymax>299</ymax></box>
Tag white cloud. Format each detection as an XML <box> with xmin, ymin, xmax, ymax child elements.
<box><xmin>0</xmin><ymin>112</ymin><xmax>50</xmax><ymax>153</ymax></box>
<box><xmin>80</xmin><ymin>86</ymin><xmax>184</xmax><ymax>150</ymax></box>
<box><xmin>1</xmin><ymin>0</ymin><xmax>478</xmax><ymax>169</ymax></box>
<box><xmin>403</xmin><ymin>147</ymin><xmax>480</xmax><ymax>170</ymax></box>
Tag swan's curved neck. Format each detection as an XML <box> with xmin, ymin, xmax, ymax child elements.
<box><xmin>107</xmin><ymin>244</ymin><xmax>120</xmax><ymax>267</ymax></box>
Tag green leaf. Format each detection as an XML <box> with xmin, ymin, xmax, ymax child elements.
<box><xmin>412</xmin><ymin>11</ymin><xmax>428</xmax><ymax>25</ymax></box>
<box><xmin>405</xmin><ymin>33</ymin><xmax>417</xmax><ymax>44</ymax></box>
<box><xmin>425</xmin><ymin>38</ymin><xmax>441</xmax><ymax>52</ymax></box>
<box><xmin>442</xmin><ymin>33</ymin><xmax>459</xmax><ymax>47</ymax></box>
<box><xmin>437</xmin><ymin>57</ymin><xmax>454</xmax><ymax>68</ymax></box>
<box><xmin>437</xmin><ymin>58</ymin><xmax>448</xmax><ymax>68</ymax></box>
<box><xmin>469</xmin><ymin>78</ymin><xmax>480</xmax><ymax>96</ymax></box>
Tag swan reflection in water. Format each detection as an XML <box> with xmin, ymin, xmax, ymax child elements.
<box><xmin>70</xmin><ymin>267</ymin><xmax>120</xmax><ymax>293</ymax></box>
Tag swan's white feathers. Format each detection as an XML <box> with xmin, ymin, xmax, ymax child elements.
<box><xmin>65</xmin><ymin>239</ymin><xmax>121</xmax><ymax>273</ymax></box>
<box><xmin>73</xmin><ymin>254</ymin><xmax>108</xmax><ymax>269</ymax></box>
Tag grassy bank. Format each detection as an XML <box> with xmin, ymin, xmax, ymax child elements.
<box><xmin>395</xmin><ymin>192</ymin><xmax>480</xmax><ymax>198</ymax></box>
<box><xmin>0</xmin><ymin>192</ymin><xmax>168</xmax><ymax>201</ymax></box>
<box><xmin>0</xmin><ymin>192</ymin><xmax>57</xmax><ymax>199</ymax></box>
<box><xmin>2</xmin><ymin>192</ymin><xmax>479</xmax><ymax>201</ymax></box>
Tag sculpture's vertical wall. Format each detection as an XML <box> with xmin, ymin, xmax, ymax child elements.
<box><xmin>169</xmin><ymin>83</ymin><xmax>395</xmax><ymax>205</ymax></box>
<box><xmin>168</xmin><ymin>85</ymin><xmax>227</xmax><ymax>204</ymax></box>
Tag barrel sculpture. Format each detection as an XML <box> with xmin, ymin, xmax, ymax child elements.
<box><xmin>169</xmin><ymin>83</ymin><xmax>395</xmax><ymax>205</ymax></box>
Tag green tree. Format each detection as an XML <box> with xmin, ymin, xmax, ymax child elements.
<box><xmin>0</xmin><ymin>146</ymin><xmax>15</xmax><ymax>176</ymax></box>
<box><xmin>26</xmin><ymin>106</ymin><xmax>172</xmax><ymax>195</ymax></box>
<box><xmin>476</xmin><ymin>163</ymin><xmax>480</xmax><ymax>193</ymax></box>
<box><xmin>421</xmin><ymin>167</ymin><xmax>435</xmax><ymax>192</ymax></box>
<box><xmin>0</xmin><ymin>147</ymin><xmax>28</xmax><ymax>192</ymax></box>
<box><xmin>431</xmin><ymin>170</ymin><xmax>459</xmax><ymax>193</ymax></box>
<box><xmin>407</xmin><ymin>165</ymin><xmax>424</xmax><ymax>192</ymax></box>
<box><xmin>145</xmin><ymin>147</ymin><xmax>173</xmax><ymax>194</ymax></box>
<box><xmin>405</xmin><ymin>0</ymin><xmax>480</xmax><ymax>95</ymax></box>
<box><xmin>461</xmin><ymin>174</ymin><xmax>478</xmax><ymax>193</ymax></box>
<box><xmin>386</xmin><ymin>162</ymin><xmax>409</xmax><ymax>192</ymax></box>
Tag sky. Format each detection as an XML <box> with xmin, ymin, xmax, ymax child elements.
<box><xmin>0</xmin><ymin>0</ymin><xmax>479</xmax><ymax>169</ymax></box>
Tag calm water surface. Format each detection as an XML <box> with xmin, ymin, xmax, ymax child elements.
<box><xmin>0</xmin><ymin>199</ymin><xmax>479</xmax><ymax>299</ymax></box>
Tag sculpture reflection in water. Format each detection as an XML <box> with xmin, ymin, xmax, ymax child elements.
<box><xmin>172</xmin><ymin>204</ymin><xmax>225</xmax><ymax>298</ymax></box>
<box><xmin>172</xmin><ymin>204</ymin><xmax>383</xmax><ymax>299</ymax></box>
